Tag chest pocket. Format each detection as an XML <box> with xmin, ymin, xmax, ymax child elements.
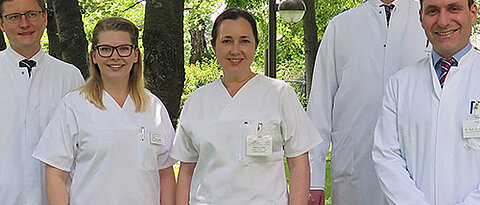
<box><xmin>239</xmin><ymin>120</ymin><xmax>284</xmax><ymax>164</ymax></box>
<box><xmin>463</xmin><ymin>100</ymin><xmax>480</xmax><ymax>151</ymax></box>
<box><xmin>138</xmin><ymin>128</ymin><xmax>165</xmax><ymax>171</ymax></box>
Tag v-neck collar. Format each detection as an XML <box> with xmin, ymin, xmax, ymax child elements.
<box><xmin>218</xmin><ymin>74</ymin><xmax>259</xmax><ymax>99</ymax></box>
<box><xmin>103</xmin><ymin>90</ymin><xmax>133</xmax><ymax>111</ymax></box>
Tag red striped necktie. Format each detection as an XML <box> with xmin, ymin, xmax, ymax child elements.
<box><xmin>438</xmin><ymin>57</ymin><xmax>457</xmax><ymax>88</ymax></box>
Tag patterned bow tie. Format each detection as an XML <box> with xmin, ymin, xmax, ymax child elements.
<box><xmin>19</xmin><ymin>59</ymin><xmax>37</xmax><ymax>78</ymax></box>
<box><xmin>380</xmin><ymin>4</ymin><xmax>395</xmax><ymax>27</ymax></box>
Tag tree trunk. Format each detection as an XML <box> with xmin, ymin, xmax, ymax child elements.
<box><xmin>144</xmin><ymin>0</ymin><xmax>185</xmax><ymax>124</ymax></box>
<box><xmin>188</xmin><ymin>18</ymin><xmax>206</xmax><ymax>65</ymax></box>
<box><xmin>0</xmin><ymin>32</ymin><xmax>6</xmax><ymax>51</ymax></box>
<box><xmin>46</xmin><ymin>1</ymin><xmax>61</xmax><ymax>59</ymax></box>
<box><xmin>50</xmin><ymin>0</ymin><xmax>88</xmax><ymax>78</ymax></box>
<box><xmin>303</xmin><ymin>0</ymin><xmax>318</xmax><ymax>97</ymax></box>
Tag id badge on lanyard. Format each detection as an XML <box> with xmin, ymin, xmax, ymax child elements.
<box><xmin>463</xmin><ymin>100</ymin><xmax>480</xmax><ymax>139</ymax></box>
<box><xmin>246</xmin><ymin>122</ymin><xmax>273</xmax><ymax>156</ymax></box>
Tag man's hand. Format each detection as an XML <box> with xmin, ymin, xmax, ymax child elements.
<box><xmin>308</xmin><ymin>190</ymin><xmax>325</xmax><ymax>205</ymax></box>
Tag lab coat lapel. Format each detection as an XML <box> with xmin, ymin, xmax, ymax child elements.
<box><xmin>428</xmin><ymin>54</ymin><xmax>443</xmax><ymax>99</ymax></box>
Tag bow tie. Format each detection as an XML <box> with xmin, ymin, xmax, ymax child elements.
<box><xmin>19</xmin><ymin>59</ymin><xmax>37</xmax><ymax>78</ymax></box>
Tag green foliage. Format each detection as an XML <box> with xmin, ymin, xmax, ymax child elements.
<box><xmin>181</xmin><ymin>0</ymin><xmax>362</xmax><ymax>109</ymax></box>
<box><xmin>182</xmin><ymin>58</ymin><xmax>223</xmax><ymax>106</ymax></box>
<box><xmin>78</xmin><ymin>0</ymin><xmax>146</xmax><ymax>49</ymax></box>
<box><xmin>184</xmin><ymin>0</ymin><xmax>224</xmax><ymax>62</ymax></box>
<box><xmin>316</xmin><ymin>0</ymin><xmax>363</xmax><ymax>38</ymax></box>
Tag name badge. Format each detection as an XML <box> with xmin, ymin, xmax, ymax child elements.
<box><xmin>246</xmin><ymin>135</ymin><xmax>273</xmax><ymax>156</ymax></box>
<box><xmin>463</xmin><ymin>120</ymin><xmax>480</xmax><ymax>139</ymax></box>
<box><xmin>150</xmin><ymin>132</ymin><xmax>165</xmax><ymax>145</ymax></box>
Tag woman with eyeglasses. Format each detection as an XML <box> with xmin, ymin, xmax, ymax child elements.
<box><xmin>33</xmin><ymin>17</ymin><xmax>176</xmax><ymax>205</ymax></box>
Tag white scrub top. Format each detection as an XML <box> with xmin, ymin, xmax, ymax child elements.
<box><xmin>171</xmin><ymin>75</ymin><xmax>322</xmax><ymax>205</ymax></box>
<box><xmin>373</xmin><ymin>48</ymin><xmax>480</xmax><ymax>204</ymax></box>
<box><xmin>33</xmin><ymin>90</ymin><xmax>177</xmax><ymax>205</ymax></box>
<box><xmin>0</xmin><ymin>46</ymin><xmax>84</xmax><ymax>205</ymax></box>
<box><xmin>307</xmin><ymin>0</ymin><xmax>429</xmax><ymax>204</ymax></box>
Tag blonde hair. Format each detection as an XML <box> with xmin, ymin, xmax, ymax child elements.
<box><xmin>76</xmin><ymin>17</ymin><xmax>149</xmax><ymax>112</ymax></box>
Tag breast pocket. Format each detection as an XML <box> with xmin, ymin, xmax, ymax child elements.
<box><xmin>240</xmin><ymin>120</ymin><xmax>284</xmax><ymax>164</ymax></box>
<box><xmin>463</xmin><ymin>138</ymin><xmax>480</xmax><ymax>151</ymax></box>
<box><xmin>138</xmin><ymin>129</ymin><xmax>165</xmax><ymax>171</ymax></box>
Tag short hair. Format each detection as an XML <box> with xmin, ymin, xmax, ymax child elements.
<box><xmin>420</xmin><ymin>0</ymin><xmax>474</xmax><ymax>9</ymax></box>
<box><xmin>77</xmin><ymin>17</ymin><xmax>149</xmax><ymax>113</ymax></box>
<box><xmin>0</xmin><ymin>0</ymin><xmax>46</xmax><ymax>16</ymax></box>
<box><xmin>211</xmin><ymin>8</ymin><xmax>259</xmax><ymax>47</ymax></box>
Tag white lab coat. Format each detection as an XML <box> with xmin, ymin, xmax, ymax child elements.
<box><xmin>307</xmin><ymin>0</ymin><xmax>429</xmax><ymax>204</ymax></box>
<box><xmin>171</xmin><ymin>75</ymin><xmax>322</xmax><ymax>205</ymax></box>
<box><xmin>0</xmin><ymin>47</ymin><xmax>84</xmax><ymax>205</ymax></box>
<box><xmin>33</xmin><ymin>90</ymin><xmax>177</xmax><ymax>205</ymax></box>
<box><xmin>373</xmin><ymin>48</ymin><xmax>480</xmax><ymax>205</ymax></box>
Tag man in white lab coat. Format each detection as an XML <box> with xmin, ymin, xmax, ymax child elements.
<box><xmin>372</xmin><ymin>0</ymin><xmax>480</xmax><ymax>204</ymax></box>
<box><xmin>0</xmin><ymin>0</ymin><xmax>84</xmax><ymax>204</ymax></box>
<box><xmin>307</xmin><ymin>0</ymin><xmax>428</xmax><ymax>204</ymax></box>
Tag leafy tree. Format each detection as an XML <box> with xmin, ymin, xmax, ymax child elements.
<box><xmin>303</xmin><ymin>0</ymin><xmax>317</xmax><ymax>96</ymax></box>
<box><xmin>48</xmin><ymin>0</ymin><xmax>89</xmax><ymax>78</ymax></box>
<box><xmin>0</xmin><ymin>32</ymin><xmax>5</xmax><ymax>51</ymax></box>
<box><xmin>144</xmin><ymin>0</ymin><xmax>185</xmax><ymax>123</ymax></box>
<box><xmin>46</xmin><ymin>1</ymin><xmax>61</xmax><ymax>58</ymax></box>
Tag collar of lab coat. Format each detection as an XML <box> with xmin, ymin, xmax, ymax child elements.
<box><xmin>429</xmin><ymin>45</ymin><xmax>476</xmax><ymax>97</ymax></box>
<box><xmin>5</xmin><ymin>46</ymin><xmax>45</xmax><ymax>71</ymax></box>
<box><xmin>369</xmin><ymin>0</ymin><xmax>411</xmax><ymax>18</ymax></box>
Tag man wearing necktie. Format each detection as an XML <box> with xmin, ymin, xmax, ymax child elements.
<box><xmin>372</xmin><ymin>0</ymin><xmax>480</xmax><ymax>204</ymax></box>
<box><xmin>0</xmin><ymin>0</ymin><xmax>84</xmax><ymax>204</ymax></box>
<box><xmin>307</xmin><ymin>0</ymin><xmax>429</xmax><ymax>204</ymax></box>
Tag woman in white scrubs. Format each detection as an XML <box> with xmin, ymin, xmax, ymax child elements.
<box><xmin>172</xmin><ymin>8</ymin><xmax>322</xmax><ymax>205</ymax></box>
<box><xmin>33</xmin><ymin>17</ymin><xmax>176</xmax><ymax>205</ymax></box>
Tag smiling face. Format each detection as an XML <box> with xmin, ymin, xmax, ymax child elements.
<box><xmin>0</xmin><ymin>0</ymin><xmax>47</xmax><ymax>58</ymax></box>
<box><xmin>213</xmin><ymin>17</ymin><xmax>257</xmax><ymax>80</ymax></box>
<box><xmin>420</xmin><ymin>0</ymin><xmax>477</xmax><ymax>58</ymax></box>
<box><xmin>92</xmin><ymin>30</ymin><xmax>139</xmax><ymax>86</ymax></box>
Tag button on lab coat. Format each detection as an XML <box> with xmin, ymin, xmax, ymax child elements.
<box><xmin>0</xmin><ymin>47</ymin><xmax>84</xmax><ymax>205</ymax></box>
<box><xmin>373</xmin><ymin>48</ymin><xmax>480</xmax><ymax>205</ymax></box>
<box><xmin>307</xmin><ymin>0</ymin><xmax>429</xmax><ymax>204</ymax></box>
<box><xmin>33</xmin><ymin>91</ymin><xmax>177</xmax><ymax>204</ymax></box>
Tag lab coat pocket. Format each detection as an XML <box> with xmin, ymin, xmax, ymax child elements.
<box><xmin>464</xmin><ymin>138</ymin><xmax>480</xmax><ymax>151</ymax></box>
<box><xmin>138</xmin><ymin>130</ymin><xmax>163</xmax><ymax>171</ymax></box>
<box><xmin>240</xmin><ymin>121</ymin><xmax>283</xmax><ymax>164</ymax></box>
<box><xmin>330</xmin><ymin>128</ymin><xmax>354</xmax><ymax>178</ymax></box>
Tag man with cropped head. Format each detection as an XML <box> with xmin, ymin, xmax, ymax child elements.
<box><xmin>0</xmin><ymin>0</ymin><xmax>84</xmax><ymax>204</ymax></box>
<box><xmin>307</xmin><ymin>0</ymin><xmax>429</xmax><ymax>204</ymax></box>
<box><xmin>372</xmin><ymin>0</ymin><xmax>480</xmax><ymax>203</ymax></box>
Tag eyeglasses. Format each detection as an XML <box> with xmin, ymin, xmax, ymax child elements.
<box><xmin>2</xmin><ymin>11</ymin><xmax>45</xmax><ymax>23</ymax></box>
<box><xmin>94</xmin><ymin>45</ymin><xmax>136</xmax><ymax>58</ymax></box>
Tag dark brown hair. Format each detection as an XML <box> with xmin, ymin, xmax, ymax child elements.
<box><xmin>211</xmin><ymin>8</ymin><xmax>259</xmax><ymax>46</ymax></box>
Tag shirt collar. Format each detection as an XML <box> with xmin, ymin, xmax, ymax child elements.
<box><xmin>432</xmin><ymin>43</ymin><xmax>472</xmax><ymax>66</ymax></box>
<box><xmin>5</xmin><ymin>46</ymin><xmax>45</xmax><ymax>68</ymax></box>
<box><xmin>378</xmin><ymin>0</ymin><xmax>395</xmax><ymax>6</ymax></box>
<box><xmin>370</xmin><ymin>0</ymin><xmax>406</xmax><ymax>14</ymax></box>
<box><xmin>372</xmin><ymin>0</ymin><xmax>397</xmax><ymax>8</ymax></box>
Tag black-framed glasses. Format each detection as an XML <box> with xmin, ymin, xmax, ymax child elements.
<box><xmin>2</xmin><ymin>10</ymin><xmax>45</xmax><ymax>23</ymax></box>
<box><xmin>94</xmin><ymin>44</ymin><xmax>136</xmax><ymax>58</ymax></box>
